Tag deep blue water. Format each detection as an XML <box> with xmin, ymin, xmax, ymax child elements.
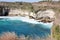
<box><xmin>0</xmin><ymin>18</ymin><xmax>52</xmax><ymax>38</ymax></box>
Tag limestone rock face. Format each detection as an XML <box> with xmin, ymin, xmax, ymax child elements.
<box><xmin>9</xmin><ymin>9</ymin><xmax>30</xmax><ymax>16</ymax></box>
<box><xmin>37</xmin><ymin>9</ymin><xmax>55</xmax><ymax>19</ymax></box>
<box><xmin>9</xmin><ymin>9</ymin><xmax>34</xmax><ymax>16</ymax></box>
<box><xmin>35</xmin><ymin>9</ymin><xmax>55</xmax><ymax>22</ymax></box>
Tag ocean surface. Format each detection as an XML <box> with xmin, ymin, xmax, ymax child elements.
<box><xmin>0</xmin><ymin>18</ymin><xmax>53</xmax><ymax>38</ymax></box>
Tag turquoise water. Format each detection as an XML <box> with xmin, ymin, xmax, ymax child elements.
<box><xmin>0</xmin><ymin>18</ymin><xmax>52</xmax><ymax>38</ymax></box>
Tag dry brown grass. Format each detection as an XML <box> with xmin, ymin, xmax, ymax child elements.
<box><xmin>0</xmin><ymin>32</ymin><xmax>26</xmax><ymax>40</ymax></box>
<box><xmin>0</xmin><ymin>32</ymin><xmax>18</xmax><ymax>40</ymax></box>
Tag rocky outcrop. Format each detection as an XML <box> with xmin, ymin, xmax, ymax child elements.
<box><xmin>36</xmin><ymin>9</ymin><xmax>55</xmax><ymax>19</ymax></box>
<box><xmin>8</xmin><ymin>9</ymin><xmax>31</xmax><ymax>16</ymax></box>
<box><xmin>35</xmin><ymin>9</ymin><xmax>55</xmax><ymax>23</ymax></box>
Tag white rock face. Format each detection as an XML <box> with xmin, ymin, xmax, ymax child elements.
<box><xmin>9</xmin><ymin>9</ymin><xmax>33</xmax><ymax>16</ymax></box>
<box><xmin>37</xmin><ymin>9</ymin><xmax>55</xmax><ymax>19</ymax></box>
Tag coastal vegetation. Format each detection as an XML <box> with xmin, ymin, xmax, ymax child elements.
<box><xmin>52</xmin><ymin>25</ymin><xmax>60</xmax><ymax>40</ymax></box>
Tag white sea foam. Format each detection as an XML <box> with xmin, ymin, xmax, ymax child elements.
<box><xmin>0</xmin><ymin>16</ymin><xmax>53</xmax><ymax>24</ymax></box>
<box><xmin>0</xmin><ymin>16</ymin><xmax>53</xmax><ymax>28</ymax></box>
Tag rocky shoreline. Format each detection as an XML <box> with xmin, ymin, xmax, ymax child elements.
<box><xmin>0</xmin><ymin>9</ymin><xmax>55</xmax><ymax>23</ymax></box>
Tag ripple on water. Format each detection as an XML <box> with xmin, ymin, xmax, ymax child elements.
<box><xmin>0</xmin><ymin>18</ymin><xmax>53</xmax><ymax>38</ymax></box>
